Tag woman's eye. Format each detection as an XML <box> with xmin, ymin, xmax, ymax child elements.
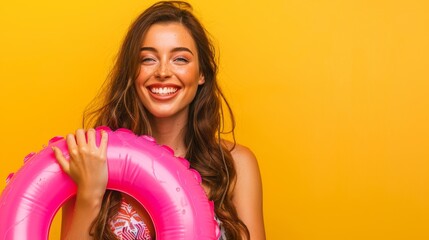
<box><xmin>174</xmin><ymin>57</ymin><xmax>189</xmax><ymax>64</ymax></box>
<box><xmin>141</xmin><ymin>57</ymin><xmax>156</xmax><ymax>64</ymax></box>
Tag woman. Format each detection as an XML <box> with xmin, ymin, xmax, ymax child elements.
<box><xmin>52</xmin><ymin>1</ymin><xmax>265</xmax><ymax>239</ymax></box>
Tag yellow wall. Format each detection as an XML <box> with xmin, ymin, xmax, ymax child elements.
<box><xmin>1</xmin><ymin>0</ymin><xmax>428</xmax><ymax>239</ymax></box>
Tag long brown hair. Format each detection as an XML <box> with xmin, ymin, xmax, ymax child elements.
<box><xmin>84</xmin><ymin>1</ymin><xmax>249</xmax><ymax>239</ymax></box>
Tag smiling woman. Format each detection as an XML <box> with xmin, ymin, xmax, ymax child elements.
<box><xmin>50</xmin><ymin>1</ymin><xmax>265</xmax><ymax>240</ymax></box>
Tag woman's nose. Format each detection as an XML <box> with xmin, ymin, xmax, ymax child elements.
<box><xmin>154</xmin><ymin>60</ymin><xmax>172</xmax><ymax>79</ymax></box>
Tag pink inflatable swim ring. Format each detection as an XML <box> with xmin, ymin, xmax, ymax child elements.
<box><xmin>0</xmin><ymin>127</ymin><xmax>219</xmax><ymax>239</ymax></box>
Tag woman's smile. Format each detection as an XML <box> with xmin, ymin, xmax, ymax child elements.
<box><xmin>147</xmin><ymin>83</ymin><xmax>181</xmax><ymax>100</ymax></box>
<box><xmin>135</xmin><ymin>22</ymin><xmax>205</xmax><ymax>118</ymax></box>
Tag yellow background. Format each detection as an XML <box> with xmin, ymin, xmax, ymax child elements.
<box><xmin>1</xmin><ymin>0</ymin><xmax>428</xmax><ymax>239</ymax></box>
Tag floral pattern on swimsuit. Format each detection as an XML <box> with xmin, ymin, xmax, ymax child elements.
<box><xmin>110</xmin><ymin>198</ymin><xmax>151</xmax><ymax>240</ymax></box>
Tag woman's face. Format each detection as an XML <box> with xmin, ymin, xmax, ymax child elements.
<box><xmin>135</xmin><ymin>22</ymin><xmax>205</xmax><ymax>119</ymax></box>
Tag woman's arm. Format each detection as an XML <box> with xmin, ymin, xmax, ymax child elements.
<box><xmin>60</xmin><ymin>195</ymin><xmax>103</xmax><ymax>240</ymax></box>
<box><xmin>52</xmin><ymin>129</ymin><xmax>108</xmax><ymax>240</ymax></box>
<box><xmin>231</xmin><ymin>144</ymin><xmax>266</xmax><ymax>240</ymax></box>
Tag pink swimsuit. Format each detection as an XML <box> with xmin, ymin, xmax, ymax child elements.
<box><xmin>110</xmin><ymin>198</ymin><xmax>152</xmax><ymax>240</ymax></box>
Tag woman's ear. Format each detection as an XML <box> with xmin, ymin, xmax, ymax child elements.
<box><xmin>198</xmin><ymin>74</ymin><xmax>205</xmax><ymax>85</ymax></box>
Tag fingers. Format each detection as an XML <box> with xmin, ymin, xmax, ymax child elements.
<box><xmin>99</xmin><ymin>130</ymin><xmax>109</xmax><ymax>158</ymax></box>
<box><xmin>75</xmin><ymin>129</ymin><xmax>87</xmax><ymax>147</ymax></box>
<box><xmin>87</xmin><ymin>128</ymin><xmax>97</xmax><ymax>148</ymax></box>
<box><xmin>61</xmin><ymin>128</ymin><xmax>108</xmax><ymax>161</ymax></box>
<box><xmin>66</xmin><ymin>133</ymin><xmax>78</xmax><ymax>149</ymax></box>
<box><xmin>52</xmin><ymin>146</ymin><xmax>70</xmax><ymax>174</ymax></box>
<box><xmin>66</xmin><ymin>133</ymin><xmax>79</xmax><ymax>162</ymax></box>
<box><xmin>52</xmin><ymin>128</ymin><xmax>109</xmax><ymax>193</ymax></box>
<box><xmin>74</xmin><ymin>128</ymin><xmax>99</xmax><ymax>148</ymax></box>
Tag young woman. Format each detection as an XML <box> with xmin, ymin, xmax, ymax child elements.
<box><xmin>52</xmin><ymin>1</ymin><xmax>265</xmax><ymax>239</ymax></box>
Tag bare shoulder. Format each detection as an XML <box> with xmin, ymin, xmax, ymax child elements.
<box><xmin>229</xmin><ymin>142</ymin><xmax>263</xmax><ymax>200</ymax></box>
<box><xmin>223</xmin><ymin>140</ymin><xmax>260</xmax><ymax>177</ymax></box>
<box><xmin>222</xmin><ymin>140</ymin><xmax>266</xmax><ymax>239</ymax></box>
<box><xmin>224</xmin><ymin>141</ymin><xmax>261</xmax><ymax>186</ymax></box>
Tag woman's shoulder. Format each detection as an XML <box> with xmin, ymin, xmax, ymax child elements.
<box><xmin>222</xmin><ymin>140</ymin><xmax>266</xmax><ymax>239</ymax></box>
<box><xmin>223</xmin><ymin>140</ymin><xmax>257</xmax><ymax>163</ymax></box>
<box><xmin>222</xmin><ymin>140</ymin><xmax>261</xmax><ymax>181</ymax></box>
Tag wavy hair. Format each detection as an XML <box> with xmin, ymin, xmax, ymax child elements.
<box><xmin>83</xmin><ymin>1</ymin><xmax>249</xmax><ymax>239</ymax></box>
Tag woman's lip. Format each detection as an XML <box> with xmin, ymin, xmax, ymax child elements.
<box><xmin>146</xmin><ymin>84</ymin><xmax>181</xmax><ymax>100</ymax></box>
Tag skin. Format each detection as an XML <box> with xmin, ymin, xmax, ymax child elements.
<box><xmin>52</xmin><ymin>22</ymin><xmax>265</xmax><ymax>240</ymax></box>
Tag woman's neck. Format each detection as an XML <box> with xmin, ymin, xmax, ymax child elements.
<box><xmin>149</xmin><ymin>113</ymin><xmax>188</xmax><ymax>157</ymax></box>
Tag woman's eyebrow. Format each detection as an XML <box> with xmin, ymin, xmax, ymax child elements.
<box><xmin>140</xmin><ymin>47</ymin><xmax>157</xmax><ymax>52</ymax></box>
<box><xmin>171</xmin><ymin>47</ymin><xmax>194</xmax><ymax>56</ymax></box>
<box><xmin>140</xmin><ymin>47</ymin><xmax>194</xmax><ymax>56</ymax></box>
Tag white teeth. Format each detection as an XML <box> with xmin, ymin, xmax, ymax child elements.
<box><xmin>150</xmin><ymin>87</ymin><xmax>178</xmax><ymax>95</ymax></box>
